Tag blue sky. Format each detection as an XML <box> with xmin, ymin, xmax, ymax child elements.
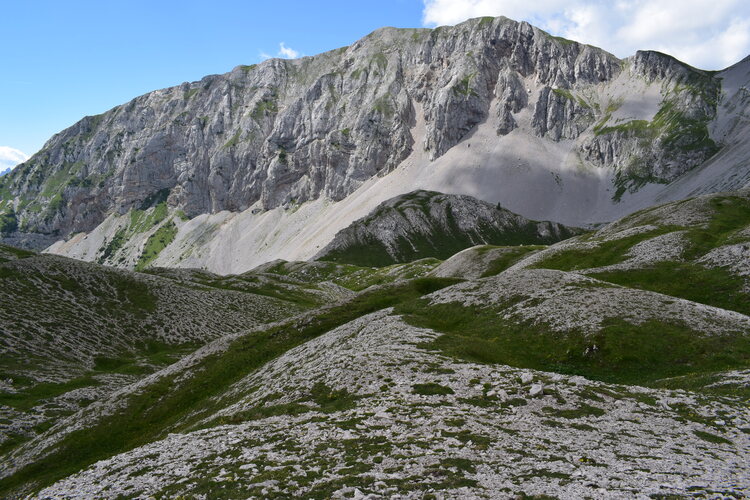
<box><xmin>2</xmin><ymin>0</ymin><xmax>748</xmax><ymax>168</ymax></box>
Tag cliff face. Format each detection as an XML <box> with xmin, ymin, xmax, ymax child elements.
<box><xmin>0</xmin><ymin>16</ymin><xmax>744</xmax><ymax>271</ymax></box>
<box><xmin>315</xmin><ymin>190</ymin><xmax>581</xmax><ymax>266</ymax></box>
<box><xmin>0</xmin><ymin>18</ymin><xmax>720</xmax><ymax>235</ymax></box>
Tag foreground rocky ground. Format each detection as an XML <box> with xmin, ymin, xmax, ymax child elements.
<box><xmin>38</xmin><ymin>311</ymin><xmax>749</xmax><ymax>498</ymax></box>
<box><xmin>1</xmin><ymin>189</ymin><xmax>749</xmax><ymax>498</ymax></box>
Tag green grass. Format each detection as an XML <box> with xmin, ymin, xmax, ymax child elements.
<box><xmin>309</xmin><ymin>382</ymin><xmax>358</xmax><ymax>413</ymax></box>
<box><xmin>652</xmin><ymin>372</ymin><xmax>750</xmax><ymax>401</ymax></box>
<box><xmin>258</xmin><ymin>258</ymin><xmax>442</xmax><ymax>292</ymax></box>
<box><xmin>535</xmin><ymin>194</ymin><xmax>749</xmax><ymax>273</ymax></box>
<box><xmin>214</xmin><ymin>382</ymin><xmax>357</xmax><ymax>425</ymax></box>
<box><xmin>545</xmin><ymin>403</ymin><xmax>605</xmax><ymax>419</ymax></box>
<box><xmin>0</xmin><ymin>209</ymin><xmax>18</xmax><ymax>234</ymax></box>
<box><xmin>156</xmin><ymin>270</ymin><xmax>329</xmax><ymax>308</ymax></box>
<box><xmin>412</xmin><ymin>382</ymin><xmax>454</xmax><ymax>396</ymax></box>
<box><xmin>453</xmin><ymin>74</ymin><xmax>478</xmax><ymax>97</ymax></box>
<box><xmin>222</xmin><ymin>130</ymin><xmax>242</xmax><ymax>149</ymax></box>
<box><xmin>370</xmin><ymin>52</ymin><xmax>388</xmax><ymax>72</ymax></box>
<box><xmin>552</xmin><ymin>88</ymin><xmax>575</xmax><ymax>101</ymax></box>
<box><xmin>130</xmin><ymin>202</ymin><xmax>168</xmax><ymax>233</ymax></box>
<box><xmin>480</xmin><ymin>246</ymin><xmax>546</xmax><ymax>277</ymax></box>
<box><xmin>612</xmin><ymin>168</ymin><xmax>667</xmax><ymax>202</ymax></box>
<box><xmin>97</xmin><ymin>199</ymin><xmax>171</xmax><ymax>263</ymax></box>
<box><xmin>0</xmin><ymin>243</ymin><xmax>35</xmax><ymax>262</ymax></box>
<box><xmin>396</xmin><ymin>300</ymin><xmax>750</xmax><ymax>387</ymax></box>
<box><xmin>0</xmin><ymin>341</ymin><xmax>196</xmax><ymax>412</ymax></box>
<box><xmin>372</xmin><ymin>95</ymin><xmax>395</xmax><ymax>117</ymax></box>
<box><xmin>135</xmin><ymin>220</ymin><xmax>178</xmax><ymax>271</ymax></box>
<box><xmin>531</xmin><ymin>227</ymin><xmax>678</xmax><ymax>271</ymax></box>
<box><xmin>549</xmin><ymin>34</ymin><xmax>576</xmax><ymax>46</ymax></box>
<box><xmin>693</xmin><ymin>430</ymin><xmax>732</xmax><ymax>445</ymax></box>
<box><xmin>593</xmin><ymin>97</ymin><xmax>720</xmax><ymax>198</ymax></box>
<box><xmin>251</xmin><ymin>98</ymin><xmax>278</xmax><ymax>120</ymax></box>
<box><xmin>681</xmin><ymin>194</ymin><xmax>750</xmax><ymax>259</ymax></box>
<box><xmin>0</xmin><ymin>277</ymin><xmax>459</xmax><ymax>497</ymax></box>
<box><xmin>591</xmin><ymin>262</ymin><xmax>750</xmax><ymax>316</ymax></box>
<box><xmin>92</xmin><ymin>341</ymin><xmax>197</xmax><ymax>376</ymax></box>
<box><xmin>0</xmin><ymin>376</ymin><xmax>99</xmax><ymax>411</ymax></box>
<box><xmin>478</xmin><ymin>16</ymin><xmax>494</xmax><ymax>27</ymax></box>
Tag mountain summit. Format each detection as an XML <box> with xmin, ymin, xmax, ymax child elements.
<box><xmin>0</xmin><ymin>16</ymin><xmax>748</xmax><ymax>273</ymax></box>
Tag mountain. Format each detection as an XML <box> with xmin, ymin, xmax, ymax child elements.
<box><xmin>1</xmin><ymin>16</ymin><xmax>748</xmax><ymax>273</ymax></box>
<box><xmin>316</xmin><ymin>190</ymin><xmax>583</xmax><ymax>266</ymax></box>
<box><xmin>0</xmin><ymin>168</ymin><xmax>10</xmax><ymax>177</ymax></box>
<box><xmin>1</xmin><ymin>188</ymin><xmax>748</xmax><ymax>498</ymax></box>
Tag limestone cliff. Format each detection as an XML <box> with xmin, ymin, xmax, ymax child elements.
<box><xmin>0</xmin><ymin>16</ymin><xmax>746</xmax><ymax>271</ymax></box>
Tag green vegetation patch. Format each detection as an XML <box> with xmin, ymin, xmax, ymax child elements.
<box><xmin>370</xmin><ymin>52</ymin><xmax>388</xmax><ymax>72</ymax></box>
<box><xmin>531</xmin><ymin>227</ymin><xmax>678</xmax><ymax>271</ymax></box>
<box><xmin>693</xmin><ymin>430</ymin><xmax>732</xmax><ymax>445</ymax></box>
<box><xmin>310</xmin><ymin>382</ymin><xmax>358</xmax><ymax>413</ymax></box>
<box><xmin>480</xmin><ymin>245</ymin><xmax>546</xmax><ymax>277</ymax></box>
<box><xmin>261</xmin><ymin>258</ymin><xmax>442</xmax><ymax>292</ymax></box>
<box><xmin>552</xmin><ymin>88</ymin><xmax>575</xmax><ymax>101</ymax></box>
<box><xmin>544</xmin><ymin>403</ymin><xmax>606</xmax><ymax>419</ymax></box>
<box><xmin>591</xmin><ymin>261</ymin><xmax>750</xmax><ymax>316</ymax></box>
<box><xmin>681</xmin><ymin>194</ymin><xmax>750</xmax><ymax>259</ymax></box>
<box><xmin>396</xmin><ymin>299</ymin><xmax>750</xmax><ymax>387</ymax></box>
<box><xmin>453</xmin><ymin>73</ymin><xmax>478</xmax><ymax>97</ymax></box>
<box><xmin>595</xmin><ymin>94</ymin><xmax>720</xmax><ymax>200</ymax></box>
<box><xmin>250</xmin><ymin>97</ymin><xmax>278</xmax><ymax>120</ymax></box>
<box><xmin>97</xmin><ymin>191</ymin><xmax>172</xmax><ymax>264</ymax></box>
<box><xmin>222</xmin><ymin>130</ymin><xmax>242</xmax><ymax>149</ymax></box>
<box><xmin>152</xmin><ymin>269</ymin><xmax>332</xmax><ymax>308</ymax></box>
<box><xmin>0</xmin><ymin>243</ymin><xmax>35</xmax><ymax>262</ymax></box>
<box><xmin>0</xmin><ymin>210</ymin><xmax>18</xmax><ymax>234</ymax></box>
<box><xmin>135</xmin><ymin>220</ymin><xmax>178</xmax><ymax>271</ymax></box>
<box><xmin>412</xmin><ymin>382</ymin><xmax>454</xmax><ymax>396</ymax></box>
<box><xmin>320</xmin><ymin>192</ymin><xmax>580</xmax><ymax>267</ymax></box>
<box><xmin>0</xmin><ymin>376</ymin><xmax>98</xmax><ymax>411</ymax></box>
<box><xmin>652</xmin><ymin>372</ymin><xmax>750</xmax><ymax>401</ymax></box>
<box><xmin>372</xmin><ymin>95</ymin><xmax>395</xmax><ymax>118</ymax></box>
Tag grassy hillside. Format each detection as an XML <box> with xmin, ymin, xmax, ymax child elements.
<box><xmin>2</xmin><ymin>189</ymin><xmax>749</xmax><ymax>498</ymax></box>
<box><xmin>0</xmin><ymin>246</ymin><xmax>348</xmax><ymax>468</ymax></box>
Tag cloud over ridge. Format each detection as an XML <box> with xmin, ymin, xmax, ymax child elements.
<box><xmin>0</xmin><ymin>146</ymin><xmax>29</xmax><ymax>171</ymax></box>
<box><xmin>422</xmin><ymin>0</ymin><xmax>750</xmax><ymax>69</ymax></box>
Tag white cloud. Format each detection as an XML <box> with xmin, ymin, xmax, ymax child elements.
<box><xmin>0</xmin><ymin>147</ymin><xmax>29</xmax><ymax>171</ymax></box>
<box><xmin>421</xmin><ymin>0</ymin><xmax>750</xmax><ymax>69</ymax></box>
<box><xmin>278</xmin><ymin>42</ymin><xmax>300</xmax><ymax>59</ymax></box>
<box><xmin>259</xmin><ymin>42</ymin><xmax>302</xmax><ymax>61</ymax></box>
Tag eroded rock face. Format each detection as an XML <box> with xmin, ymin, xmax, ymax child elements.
<box><xmin>0</xmin><ymin>16</ymin><xmax>727</xmax><ymax>245</ymax></box>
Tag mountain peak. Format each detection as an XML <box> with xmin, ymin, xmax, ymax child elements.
<box><xmin>1</xmin><ymin>15</ymin><xmax>747</xmax><ymax>272</ymax></box>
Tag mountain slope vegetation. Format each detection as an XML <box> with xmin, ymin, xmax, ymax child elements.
<box><xmin>1</xmin><ymin>189</ymin><xmax>748</xmax><ymax>498</ymax></box>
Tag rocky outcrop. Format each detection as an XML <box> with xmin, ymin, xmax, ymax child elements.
<box><xmin>0</xmin><ymin>16</ymin><xmax>728</xmax><ymax>243</ymax></box>
<box><xmin>315</xmin><ymin>190</ymin><xmax>582</xmax><ymax>266</ymax></box>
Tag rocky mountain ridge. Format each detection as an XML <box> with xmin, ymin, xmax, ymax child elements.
<box><xmin>316</xmin><ymin>190</ymin><xmax>582</xmax><ymax>266</ymax></box>
<box><xmin>1</xmin><ymin>16</ymin><xmax>748</xmax><ymax>273</ymax></box>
